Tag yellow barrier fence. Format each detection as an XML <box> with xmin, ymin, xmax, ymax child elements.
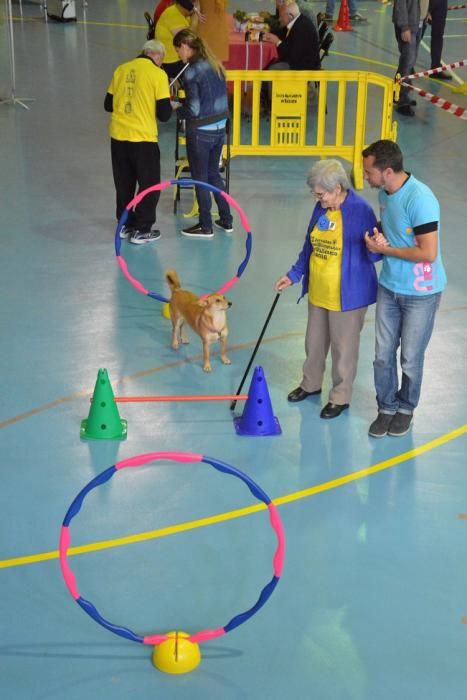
<box><xmin>225</xmin><ymin>69</ymin><xmax>399</xmax><ymax>189</ymax></box>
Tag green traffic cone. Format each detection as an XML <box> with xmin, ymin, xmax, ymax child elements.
<box><xmin>80</xmin><ymin>368</ymin><xmax>127</xmax><ymax>440</ymax></box>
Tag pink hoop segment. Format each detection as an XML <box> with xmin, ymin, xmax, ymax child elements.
<box><xmin>60</xmin><ymin>452</ymin><xmax>284</xmax><ymax>646</ymax></box>
<box><xmin>115</xmin><ymin>179</ymin><xmax>252</xmax><ymax>304</ymax></box>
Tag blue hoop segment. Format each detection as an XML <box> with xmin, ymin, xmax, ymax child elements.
<box><xmin>115</xmin><ymin>179</ymin><xmax>253</xmax><ymax>303</ymax></box>
<box><xmin>59</xmin><ymin>452</ymin><xmax>285</xmax><ymax>645</ymax></box>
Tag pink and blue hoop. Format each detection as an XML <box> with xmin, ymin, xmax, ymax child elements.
<box><xmin>115</xmin><ymin>180</ymin><xmax>253</xmax><ymax>303</ymax></box>
<box><xmin>59</xmin><ymin>451</ymin><xmax>285</xmax><ymax>645</ymax></box>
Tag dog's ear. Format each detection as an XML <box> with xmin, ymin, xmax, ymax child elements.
<box><xmin>197</xmin><ymin>298</ymin><xmax>209</xmax><ymax>307</ymax></box>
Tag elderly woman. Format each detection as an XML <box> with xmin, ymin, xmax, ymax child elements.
<box><xmin>275</xmin><ymin>159</ymin><xmax>380</xmax><ymax>419</ymax></box>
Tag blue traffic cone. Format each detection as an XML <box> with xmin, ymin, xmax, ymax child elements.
<box><xmin>234</xmin><ymin>366</ymin><xmax>281</xmax><ymax>436</ymax></box>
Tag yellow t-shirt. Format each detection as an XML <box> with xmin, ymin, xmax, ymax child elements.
<box><xmin>107</xmin><ymin>56</ymin><xmax>170</xmax><ymax>142</ymax></box>
<box><xmin>156</xmin><ymin>5</ymin><xmax>190</xmax><ymax>65</ymax></box>
<box><xmin>308</xmin><ymin>209</ymin><xmax>343</xmax><ymax>311</ymax></box>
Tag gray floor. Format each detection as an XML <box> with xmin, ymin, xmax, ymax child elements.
<box><xmin>1</xmin><ymin>1</ymin><xmax>467</xmax><ymax>698</ymax></box>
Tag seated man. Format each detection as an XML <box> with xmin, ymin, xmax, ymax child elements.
<box><xmin>263</xmin><ymin>0</ymin><xmax>321</xmax><ymax>71</ymax></box>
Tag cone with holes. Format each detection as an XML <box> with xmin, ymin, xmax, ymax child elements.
<box><xmin>234</xmin><ymin>366</ymin><xmax>281</xmax><ymax>436</ymax></box>
<box><xmin>334</xmin><ymin>0</ymin><xmax>352</xmax><ymax>31</ymax></box>
<box><xmin>80</xmin><ymin>368</ymin><xmax>127</xmax><ymax>440</ymax></box>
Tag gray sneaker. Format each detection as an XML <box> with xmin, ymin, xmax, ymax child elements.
<box><xmin>388</xmin><ymin>412</ymin><xmax>413</xmax><ymax>437</ymax></box>
<box><xmin>368</xmin><ymin>412</ymin><xmax>394</xmax><ymax>438</ymax></box>
<box><xmin>350</xmin><ymin>13</ymin><xmax>367</xmax><ymax>23</ymax></box>
<box><xmin>130</xmin><ymin>229</ymin><xmax>161</xmax><ymax>245</ymax></box>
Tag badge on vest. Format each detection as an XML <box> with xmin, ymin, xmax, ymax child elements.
<box><xmin>317</xmin><ymin>215</ymin><xmax>336</xmax><ymax>232</ymax></box>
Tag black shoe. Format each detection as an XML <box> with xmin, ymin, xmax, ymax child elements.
<box><xmin>388</xmin><ymin>412</ymin><xmax>413</xmax><ymax>436</ymax></box>
<box><xmin>432</xmin><ymin>71</ymin><xmax>452</xmax><ymax>81</ymax></box>
<box><xmin>394</xmin><ymin>98</ymin><xmax>416</xmax><ymax>106</ymax></box>
<box><xmin>320</xmin><ymin>402</ymin><xmax>349</xmax><ymax>419</ymax></box>
<box><xmin>181</xmin><ymin>223</ymin><xmax>214</xmax><ymax>238</ymax></box>
<box><xmin>214</xmin><ymin>219</ymin><xmax>234</xmax><ymax>233</ymax></box>
<box><xmin>287</xmin><ymin>386</ymin><xmax>321</xmax><ymax>402</ymax></box>
<box><xmin>396</xmin><ymin>104</ymin><xmax>415</xmax><ymax>117</ymax></box>
<box><xmin>368</xmin><ymin>411</ymin><xmax>394</xmax><ymax>438</ymax></box>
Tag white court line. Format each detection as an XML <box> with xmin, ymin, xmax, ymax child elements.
<box><xmin>419</xmin><ymin>39</ymin><xmax>464</xmax><ymax>84</ymax></box>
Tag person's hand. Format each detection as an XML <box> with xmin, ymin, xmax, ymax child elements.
<box><xmin>170</xmin><ymin>100</ymin><xmax>182</xmax><ymax>110</ymax></box>
<box><xmin>274</xmin><ymin>275</ymin><xmax>292</xmax><ymax>292</ymax></box>
<box><xmin>263</xmin><ymin>32</ymin><xmax>280</xmax><ymax>46</ymax></box>
<box><xmin>364</xmin><ymin>228</ymin><xmax>389</xmax><ymax>254</ymax></box>
<box><xmin>401</xmin><ymin>29</ymin><xmax>412</xmax><ymax>43</ymax></box>
<box><xmin>193</xmin><ymin>6</ymin><xmax>206</xmax><ymax>22</ymax></box>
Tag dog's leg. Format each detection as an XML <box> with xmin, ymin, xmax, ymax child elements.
<box><xmin>180</xmin><ymin>320</ymin><xmax>189</xmax><ymax>344</ymax></box>
<box><xmin>202</xmin><ymin>339</ymin><xmax>212</xmax><ymax>372</ymax></box>
<box><xmin>171</xmin><ymin>313</ymin><xmax>182</xmax><ymax>350</ymax></box>
<box><xmin>219</xmin><ymin>333</ymin><xmax>231</xmax><ymax>365</ymax></box>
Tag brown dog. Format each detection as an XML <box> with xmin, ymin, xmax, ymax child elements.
<box><xmin>165</xmin><ymin>270</ymin><xmax>232</xmax><ymax>372</ymax></box>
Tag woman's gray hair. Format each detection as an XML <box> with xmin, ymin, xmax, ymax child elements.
<box><xmin>306</xmin><ymin>159</ymin><xmax>350</xmax><ymax>192</ymax></box>
<box><xmin>142</xmin><ymin>39</ymin><xmax>165</xmax><ymax>58</ymax></box>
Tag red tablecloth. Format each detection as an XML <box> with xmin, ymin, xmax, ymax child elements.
<box><xmin>225</xmin><ymin>37</ymin><xmax>277</xmax><ymax>71</ymax></box>
<box><xmin>224</xmin><ymin>16</ymin><xmax>278</xmax><ymax>70</ymax></box>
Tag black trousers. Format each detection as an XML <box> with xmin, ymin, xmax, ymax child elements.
<box><xmin>428</xmin><ymin>0</ymin><xmax>448</xmax><ymax>69</ymax></box>
<box><xmin>110</xmin><ymin>139</ymin><xmax>161</xmax><ymax>232</ymax></box>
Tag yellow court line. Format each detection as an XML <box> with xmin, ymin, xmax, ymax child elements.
<box><xmin>12</xmin><ymin>17</ymin><xmax>146</xmax><ymax>30</ymax></box>
<box><xmin>329</xmin><ymin>50</ymin><xmax>397</xmax><ymax>71</ymax></box>
<box><xmin>2</xmin><ymin>424</ymin><xmax>466</xmax><ymax>570</ymax></box>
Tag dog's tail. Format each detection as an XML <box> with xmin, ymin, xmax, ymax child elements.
<box><xmin>165</xmin><ymin>269</ymin><xmax>181</xmax><ymax>292</ymax></box>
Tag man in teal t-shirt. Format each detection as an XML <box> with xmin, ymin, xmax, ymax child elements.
<box><xmin>362</xmin><ymin>139</ymin><xmax>446</xmax><ymax>438</ymax></box>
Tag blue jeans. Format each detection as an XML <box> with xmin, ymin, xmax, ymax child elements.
<box><xmin>326</xmin><ymin>0</ymin><xmax>357</xmax><ymax>16</ymax></box>
<box><xmin>185</xmin><ymin>128</ymin><xmax>232</xmax><ymax>231</ymax></box>
<box><xmin>374</xmin><ymin>285</ymin><xmax>441</xmax><ymax>414</ymax></box>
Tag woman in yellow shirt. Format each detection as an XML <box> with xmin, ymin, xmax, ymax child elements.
<box><xmin>275</xmin><ymin>160</ymin><xmax>381</xmax><ymax>419</ymax></box>
<box><xmin>156</xmin><ymin>0</ymin><xmax>200</xmax><ymax>80</ymax></box>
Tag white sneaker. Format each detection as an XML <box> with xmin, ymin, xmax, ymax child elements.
<box><xmin>119</xmin><ymin>225</ymin><xmax>134</xmax><ymax>239</ymax></box>
<box><xmin>130</xmin><ymin>229</ymin><xmax>161</xmax><ymax>245</ymax></box>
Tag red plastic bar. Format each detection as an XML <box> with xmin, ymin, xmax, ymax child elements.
<box><xmin>113</xmin><ymin>395</ymin><xmax>248</xmax><ymax>403</ymax></box>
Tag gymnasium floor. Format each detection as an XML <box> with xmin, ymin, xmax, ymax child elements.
<box><xmin>1</xmin><ymin>1</ymin><xmax>467</xmax><ymax>698</ymax></box>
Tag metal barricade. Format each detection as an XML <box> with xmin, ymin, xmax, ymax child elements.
<box><xmin>225</xmin><ymin>69</ymin><xmax>398</xmax><ymax>189</ymax></box>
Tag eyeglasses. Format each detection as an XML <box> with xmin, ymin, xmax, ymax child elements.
<box><xmin>312</xmin><ymin>190</ymin><xmax>328</xmax><ymax>199</ymax></box>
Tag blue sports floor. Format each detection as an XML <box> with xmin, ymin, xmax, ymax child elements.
<box><xmin>1</xmin><ymin>1</ymin><xmax>467</xmax><ymax>698</ymax></box>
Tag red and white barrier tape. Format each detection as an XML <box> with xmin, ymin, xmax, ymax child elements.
<box><xmin>398</xmin><ymin>59</ymin><xmax>467</xmax><ymax>119</ymax></box>
<box><xmin>400</xmin><ymin>82</ymin><xmax>467</xmax><ymax>119</ymax></box>
<box><xmin>400</xmin><ymin>59</ymin><xmax>466</xmax><ymax>82</ymax></box>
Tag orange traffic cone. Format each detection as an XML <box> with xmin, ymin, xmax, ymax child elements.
<box><xmin>334</xmin><ymin>0</ymin><xmax>353</xmax><ymax>31</ymax></box>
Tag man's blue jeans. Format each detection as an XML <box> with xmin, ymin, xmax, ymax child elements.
<box><xmin>374</xmin><ymin>285</ymin><xmax>441</xmax><ymax>415</ymax></box>
<box><xmin>186</xmin><ymin>127</ymin><xmax>232</xmax><ymax>231</ymax></box>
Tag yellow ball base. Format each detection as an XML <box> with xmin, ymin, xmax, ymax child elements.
<box><xmin>152</xmin><ymin>631</ymin><xmax>201</xmax><ymax>674</ymax></box>
<box><xmin>162</xmin><ymin>303</ymin><xmax>171</xmax><ymax>320</ymax></box>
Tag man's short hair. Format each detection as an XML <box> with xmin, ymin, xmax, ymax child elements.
<box><xmin>142</xmin><ymin>39</ymin><xmax>165</xmax><ymax>58</ymax></box>
<box><xmin>362</xmin><ymin>140</ymin><xmax>404</xmax><ymax>172</ymax></box>
<box><xmin>177</xmin><ymin>0</ymin><xmax>194</xmax><ymax>11</ymax></box>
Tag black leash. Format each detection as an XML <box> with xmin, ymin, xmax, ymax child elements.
<box><xmin>230</xmin><ymin>293</ymin><xmax>281</xmax><ymax>411</ymax></box>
